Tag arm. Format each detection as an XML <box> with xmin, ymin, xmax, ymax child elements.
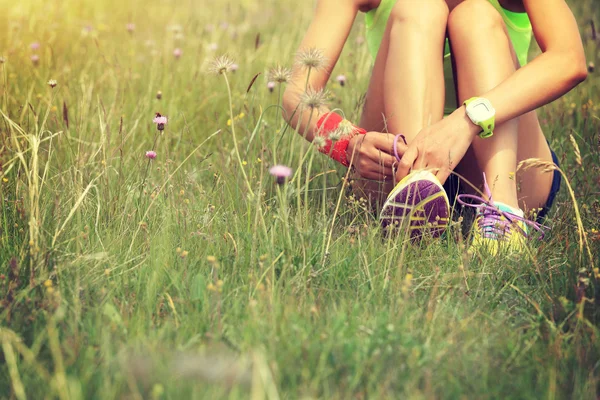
<box><xmin>282</xmin><ymin>0</ymin><xmax>359</xmax><ymax>142</ymax></box>
<box><xmin>397</xmin><ymin>0</ymin><xmax>588</xmax><ymax>181</ymax></box>
<box><xmin>454</xmin><ymin>0</ymin><xmax>588</xmax><ymax>137</ymax></box>
<box><xmin>282</xmin><ymin>0</ymin><xmax>399</xmax><ymax>178</ymax></box>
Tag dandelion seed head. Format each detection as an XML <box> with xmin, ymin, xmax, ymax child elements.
<box><xmin>47</xmin><ymin>79</ymin><xmax>57</xmax><ymax>88</ymax></box>
<box><xmin>0</xmin><ymin>56</ymin><xmax>5</xmax><ymax>64</ymax></box>
<box><xmin>300</xmin><ymin>87</ymin><xmax>328</xmax><ymax>110</ymax></box>
<box><xmin>208</xmin><ymin>55</ymin><xmax>235</xmax><ymax>75</ymax></box>
<box><xmin>296</xmin><ymin>47</ymin><xmax>328</xmax><ymax>71</ymax></box>
<box><xmin>208</xmin><ymin>43</ymin><xmax>218</xmax><ymax>51</ymax></box>
<box><xmin>268</xmin><ymin>65</ymin><xmax>292</xmax><ymax>84</ymax></box>
<box><xmin>313</xmin><ymin>136</ymin><xmax>326</xmax><ymax>149</ymax></box>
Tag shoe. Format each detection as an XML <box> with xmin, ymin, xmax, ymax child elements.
<box><xmin>457</xmin><ymin>173</ymin><xmax>547</xmax><ymax>256</ymax></box>
<box><xmin>380</xmin><ymin>170</ymin><xmax>450</xmax><ymax>239</ymax></box>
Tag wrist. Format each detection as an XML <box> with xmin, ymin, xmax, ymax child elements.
<box><xmin>456</xmin><ymin>106</ymin><xmax>482</xmax><ymax>139</ymax></box>
<box><xmin>316</xmin><ymin>112</ymin><xmax>366</xmax><ymax>167</ymax></box>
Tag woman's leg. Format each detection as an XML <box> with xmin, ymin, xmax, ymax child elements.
<box><xmin>447</xmin><ymin>0</ymin><xmax>554</xmax><ymax>213</ymax></box>
<box><xmin>354</xmin><ymin>0</ymin><xmax>450</xmax><ymax>206</ymax></box>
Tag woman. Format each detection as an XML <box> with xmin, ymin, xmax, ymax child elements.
<box><xmin>282</xmin><ymin>0</ymin><xmax>587</xmax><ymax>254</ymax></box>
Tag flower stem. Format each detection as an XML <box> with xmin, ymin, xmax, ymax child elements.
<box><xmin>222</xmin><ymin>72</ymin><xmax>255</xmax><ymax>197</ymax></box>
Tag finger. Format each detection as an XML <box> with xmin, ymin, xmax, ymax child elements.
<box><xmin>361</xmin><ymin>169</ymin><xmax>394</xmax><ymax>181</ymax></box>
<box><xmin>368</xmin><ymin>149</ymin><xmax>397</xmax><ymax>168</ymax></box>
<box><xmin>435</xmin><ymin>168</ymin><xmax>451</xmax><ymax>185</ymax></box>
<box><xmin>396</xmin><ymin>146</ymin><xmax>418</xmax><ymax>181</ymax></box>
<box><xmin>369</xmin><ymin>132</ymin><xmax>396</xmax><ymax>155</ymax></box>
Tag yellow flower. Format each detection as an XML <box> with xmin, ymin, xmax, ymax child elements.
<box><xmin>180</xmin><ymin>250</ymin><xmax>189</xmax><ymax>258</ymax></box>
<box><xmin>227</xmin><ymin>119</ymin><xmax>232</xmax><ymax>126</ymax></box>
<box><xmin>207</xmin><ymin>255</ymin><xmax>217</xmax><ymax>264</ymax></box>
<box><xmin>242</xmin><ymin>160</ymin><xmax>247</xmax><ymax>166</ymax></box>
<box><xmin>44</xmin><ymin>280</ymin><xmax>53</xmax><ymax>288</ymax></box>
<box><xmin>237</xmin><ymin>112</ymin><xmax>245</xmax><ymax>119</ymax></box>
<box><xmin>207</xmin><ymin>283</ymin><xmax>216</xmax><ymax>292</ymax></box>
<box><xmin>176</xmin><ymin>247</ymin><xmax>182</xmax><ymax>253</ymax></box>
<box><xmin>2</xmin><ymin>177</ymin><xmax>8</xmax><ymax>182</ymax></box>
<box><xmin>256</xmin><ymin>157</ymin><xmax>262</xmax><ymax>163</ymax></box>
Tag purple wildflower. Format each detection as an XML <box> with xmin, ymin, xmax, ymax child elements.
<box><xmin>145</xmin><ymin>150</ymin><xmax>157</xmax><ymax>159</ymax></box>
<box><xmin>173</xmin><ymin>48</ymin><xmax>182</xmax><ymax>59</ymax></box>
<box><xmin>30</xmin><ymin>42</ymin><xmax>40</xmax><ymax>51</ymax></box>
<box><xmin>267</xmin><ymin>81</ymin><xmax>276</xmax><ymax>93</ymax></box>
<box><xmin>336</xmin><ymin>75</ymin><xmax>346</xmax><ymax>87</ymax></box>
<box><xmin>126</xmin><ymin>23</ymin><xmax>136</xmax><ymax>33</ymax></box>
<box><xmin>269</xmin><ymin>165</ymin><xmax>292</xmax><ymax>185</ymax></box>
<box><xmin>230</xmin><ymin>63</ymin><xmax>239</xmax><ymax>73</ymax></box>
<box><xmin>153</xmin><ymin>113</ymin><xmax>168</xmax><ymax>131</ymax></box>
<box><xmin>31</xmin><ymin>55</ymin><xmax>40</xmax><ymax>65</ymax></box>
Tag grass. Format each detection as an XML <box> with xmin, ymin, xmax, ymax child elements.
<box><xmin>1</xmin><ymin>0</ymin><xmax>599</xmax><ymax>398</ymax></box>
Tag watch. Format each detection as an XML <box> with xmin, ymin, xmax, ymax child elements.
<box><xmin>464</xmin><ymin>97</ymin><xmax>496</xmax><ymax>138</ymax></box>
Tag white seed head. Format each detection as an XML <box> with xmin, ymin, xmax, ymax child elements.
<box><xmin>47</xmin><ymin>79</ymin><xmax>57</xmax><ymax>88</ymax></box>
<box><xmin>300</xmin><ymin>87</ymin><xmax>328</xmax><ymax>110</ymax></box>
<box><xmin>208</xmin><ymin>55</ymin><xmax>235</xmax><ymax>75</ymax></box>
<box><xmin>313</xmin><ymin>136</ymin><xmax>326</xmax><ymax>149</ymax></box>
<box><xmin>268</xmin><ymin>65</ymin><xmax>292</xmax><ymax>84</ymax></box>
<box><xmin>296</xmin><ymin>47</ymin><xmax>328</xmax><ymax>71</ymax></box>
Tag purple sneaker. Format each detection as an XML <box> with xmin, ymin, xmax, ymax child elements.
<box><xmin>380</xmin><ymin>170</ymin><xmax>450</xmax><ymax>239</ymax></box>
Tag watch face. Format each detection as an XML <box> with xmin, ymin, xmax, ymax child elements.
<box><xmin>468</xmin><ymin>99</ymin><xmax>495</xmax><ymax>123</ymax></box>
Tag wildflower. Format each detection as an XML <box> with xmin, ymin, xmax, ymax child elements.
<box><xmin>230</xmin><ymin>63</ymin><xmax>239</xmax><ymax>73</ymax></box>
<box><xmin>31</xmin><ymin>54</ymin><xmax>40</xmax><ymax>65</ymax></box>
<box><xmin>173</xmin><ymin>48</ymin><xmax>183</xmax><ymax>59</ymax></box>
<box><xmin>174</xmin><ymin>32</ymin><xmax>185</xmax><ymax>41</ymax></box>
<box><xmin>589</xmin><ymin>62</ymin><xmax>595</xmax><ymax>73</ymax></box>
<box><xmin>300</xmin><ymin>87</ymin><xmax>328</xmax><ymax>110</ymax></box>
<box><xmin>296</xmin><ymin>47</ymin><xmax>328</xmax><ymax>71</ymax></box>
<box><xmin>269</xmin><ymin>164</ymin><xmax>292</xmax><ymax>185</ymax></box>
<box><xmin>268</xmin><ymin>65</ymin><xmax>292</xmax><ymax>84</ymax></box>
<box><xmin>336</xmin><ymin>74</ymin><xmax>346</xmax><ymax>87</ymax></box>
<box><xmin>180</xmin><ymin>250</ymin><xmax>189</xmax><ymax>258</ymax></box>
<box><xmin>328</xmin><ymin>129</ymin><xmax>342</xmax><ymax>141</ymax></box>
<box><xmin>47</xmin><ymin>79</ymin><xmax>57</xmax><ymax>88</ymax></box>
<box><xmin>313</xmin><ymin>136</ymin><xmax>326</xmax><ymax>149</ymax></box>
<box><xmin>208</xmin><ymin>55</ymin><xmax>235</xmax><ymax>75</ymax></box>
<box><xmin>145</xmin><ymin>150</ymin><xmax>157</xmax><ymax>159</ymax></box>
<box><xmin>208</xmin><ymin>43</ymin><xmax>218</xmax><ymax>51</ymax></box>
<box><xmin>156</xmin><ymin>90</ymin><xmax>162</xmax><ymax>100</ymax></box>
<box><xmin>267</xmin><ymin>81</ymin><xmax>276</xmax><ymax>93</ymax></box>
<box><xmin>335</xmin><ymin>119</ymin><xmax>355</xmax><ymax>137</ymax></box>
<box><xmin>207</xmin><ymin>255</ymin><xmax>217</xmax><ymax>264</ymax></box>
<box><xmin>219</xmin><ymin>22</ymin><xmax>229</xmax><ymax>30</ymax></box>
<box><xmin>30</xmin><ymin>42</ymin><xmax>40</xmax><ymax>50</ymax></box>
<box><xmin>0</xmin><ymin>56</ymin><xmax>5</xmax><ymax>64</ymax></box>
<box><xmin>44</xmin><ymin>279</ymin><xmax>53</xmax><ymax>288</ymax></box>
<box><xmin>153</xmin><ymin>113</ymin><xmax>167</xmax><ymax>130</ymax></box>
<box><xmin>126</xmin><ymin>23</ymin><xmax>136</xmax><ymax>33</ymax></box>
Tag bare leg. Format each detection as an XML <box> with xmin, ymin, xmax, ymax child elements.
<box><xmin>448</xmin><ymin>0</ymin><xmax>553</xmax><ymax>212</ymax></box>
<box><xmin>355</xmin><ymin>0</ymin><xmax>450</xmax><ymax>206</ymax></box>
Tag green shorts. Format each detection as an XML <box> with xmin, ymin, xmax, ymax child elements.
<box><xmin>365</xmin><ymin>0</ymin><xmax>532</xmax><ymax>114</ymax></box>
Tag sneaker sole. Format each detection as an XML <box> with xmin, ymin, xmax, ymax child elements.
<box><xmin>380</xmin><ymin>170</ymin><xmax>450</xmax><ymax>239</ymax></box>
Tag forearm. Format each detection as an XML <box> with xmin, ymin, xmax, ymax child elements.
<box><xmin>282</xmin><ymin>0</ymin><xmax>359</xmax><ymax>141</ymax></box>
<box><xmin>479</xmin><ymin>50</ymin><xmax>587</xmax><ymax>126</ymax></box>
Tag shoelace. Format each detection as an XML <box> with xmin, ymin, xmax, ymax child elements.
<box><xmin>456</xmin><ymin>174</ymin><xmax>548</xmax><ymax>240</ymax></box>
<box><xmin>393</xmin><ymin>134</ymin><xmax>407</xmax><ymax>162</ymax></box>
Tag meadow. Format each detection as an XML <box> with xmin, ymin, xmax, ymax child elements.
<box><xmin>1</xmin><ymin>0</ymin><xmax>600</xmax><ymax>398</ymax></box>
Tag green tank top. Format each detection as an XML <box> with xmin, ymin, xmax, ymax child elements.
<box><xmin>365</xmin><ymin>0</ymin><xmax>532</xmax><ymax>114</ymax></box>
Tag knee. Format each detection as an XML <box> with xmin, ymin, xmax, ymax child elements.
<box><xmin>448</xmin><ymin>0</ymin><xmax>505</xmax><ymax>41</ymax></box>
<box><xmin>389</xmin><ymin>0</ymin><xmax>449</xmax><ymax>30</ymax></box>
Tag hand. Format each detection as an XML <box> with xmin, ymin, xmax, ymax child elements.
<box><xmin>396</xmin><ymin>108</ymin><xmax>479</xmax><ymax>183</ymax></box>
<box><xmin>346</xmin><ymin>132</ymin><xmax>405</xmax><ymax>180</ymax></box>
